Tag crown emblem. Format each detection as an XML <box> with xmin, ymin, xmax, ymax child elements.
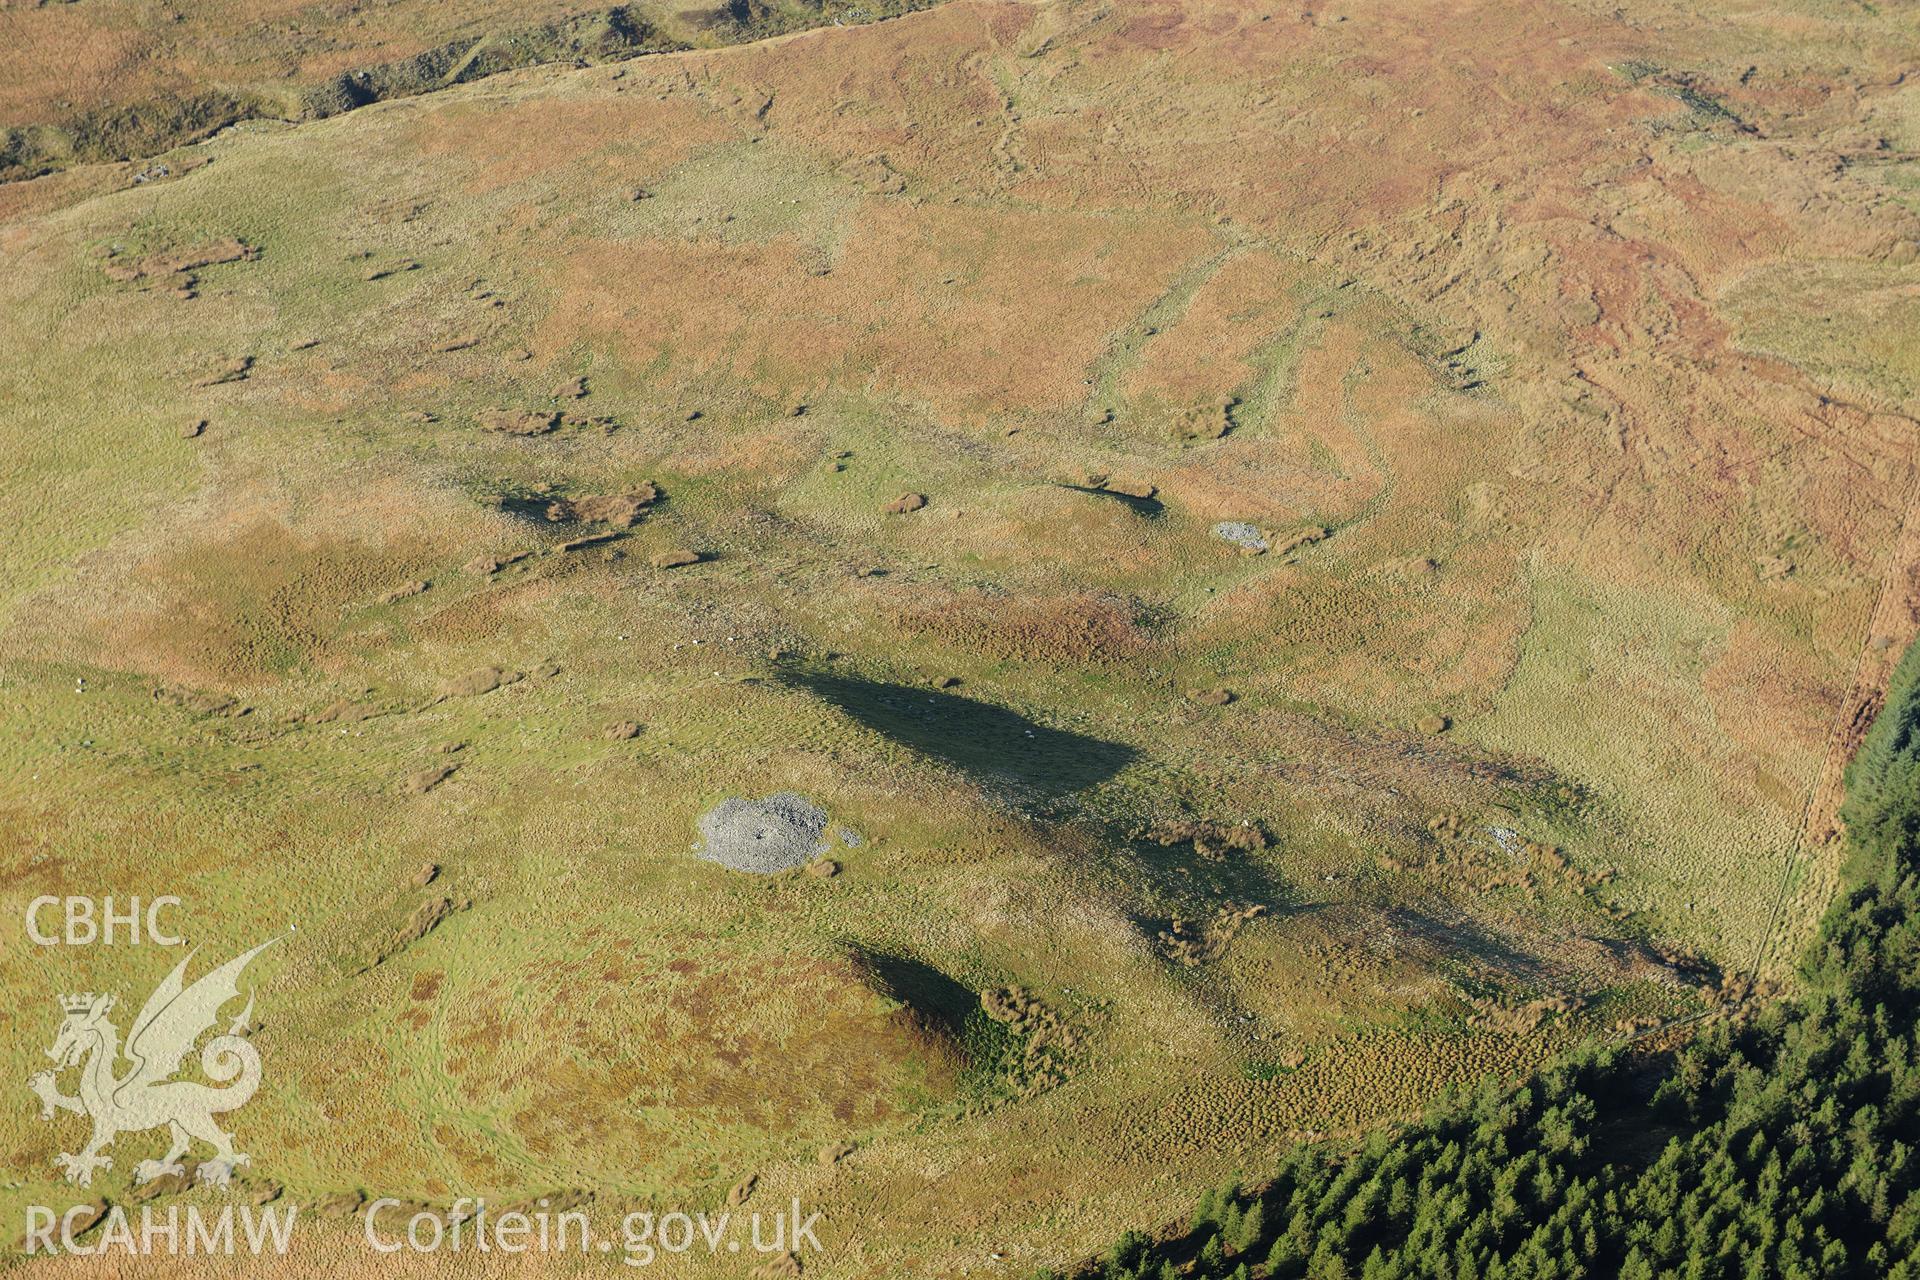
<box><xmin>32</xmin><ymin>938</ymin><xmax>279</xmax><ymax>1190</ymax></box>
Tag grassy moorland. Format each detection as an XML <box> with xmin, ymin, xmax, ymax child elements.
<box><xmin>1067</xmin><ymin>637</ymin><xmax>1920</xmax><ymax>1279</ymax></box>
<box><xmin>0</xmin><ymin>0</ymin><xmax>1916</xmax><ymax>1275</ymax></box>
<box><xmin>0</xmin><ymin>0</ymin><xmax>943</xmax><ymax>181</ymax></box>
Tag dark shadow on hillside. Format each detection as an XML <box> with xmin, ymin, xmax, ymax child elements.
<box><xmin>497</xmin><ymin>492</ymin><xmax>561</xmax><ymax>523</ymax></box>
<box><xmin>782</xmin><ymin>670</ymin><xmax>1135</xmax><ymax>801</ymax></box>
<box><xmin>845</xmin><ymin>946</ymin><xmax>976</xmax><ymax>1040</ymax></box>
<box><xmin>1115</xmin><ymin>825</ymin><xmax>1297</xmax><ymax>918</ymax></box>
<box><xmin>1054</xmin><ymin>482</ymin><xmax>1164</xmax><ymax>517</ymax></box>
<box><xmin>1106</xmin><ymin>821</ymin><xmax>1300</xmax><ymax>958</ymax></box>
<box><xmin>1383</xmin><ymin>905</ymin><xmax>1554</xmax><ymax>986</ymax></box>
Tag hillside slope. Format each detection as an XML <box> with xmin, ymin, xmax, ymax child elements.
<box><xmin>2</xmin><ymin>0</ymin><xmax>1917</xmax><ymax>1274</ymax></box>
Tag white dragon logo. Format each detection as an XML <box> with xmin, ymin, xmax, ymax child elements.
<box><xmin>28</xmin><ymin>938</ymin><xmax>278</xmax><ymax>1188</ymax></box>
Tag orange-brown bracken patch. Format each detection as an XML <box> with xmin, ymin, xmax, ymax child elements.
<box><xmin>406</xmin><ymin>92</ymin><xmax>730</xmax><ymax>197</ymax></box>
<box><xmin>117</xmin><ymin>519</ymin><xmax>437</xmax><ymax>686</ymax></box>
<box><xmin>1123</xmin><ymin>248</ymin><xmax>1310</xmax><ymax>409</ymax></box>
<box><xmin>534</xmin><ymin>201</ymin><xmax>1214</xmax><ymax>420</ymax></box>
